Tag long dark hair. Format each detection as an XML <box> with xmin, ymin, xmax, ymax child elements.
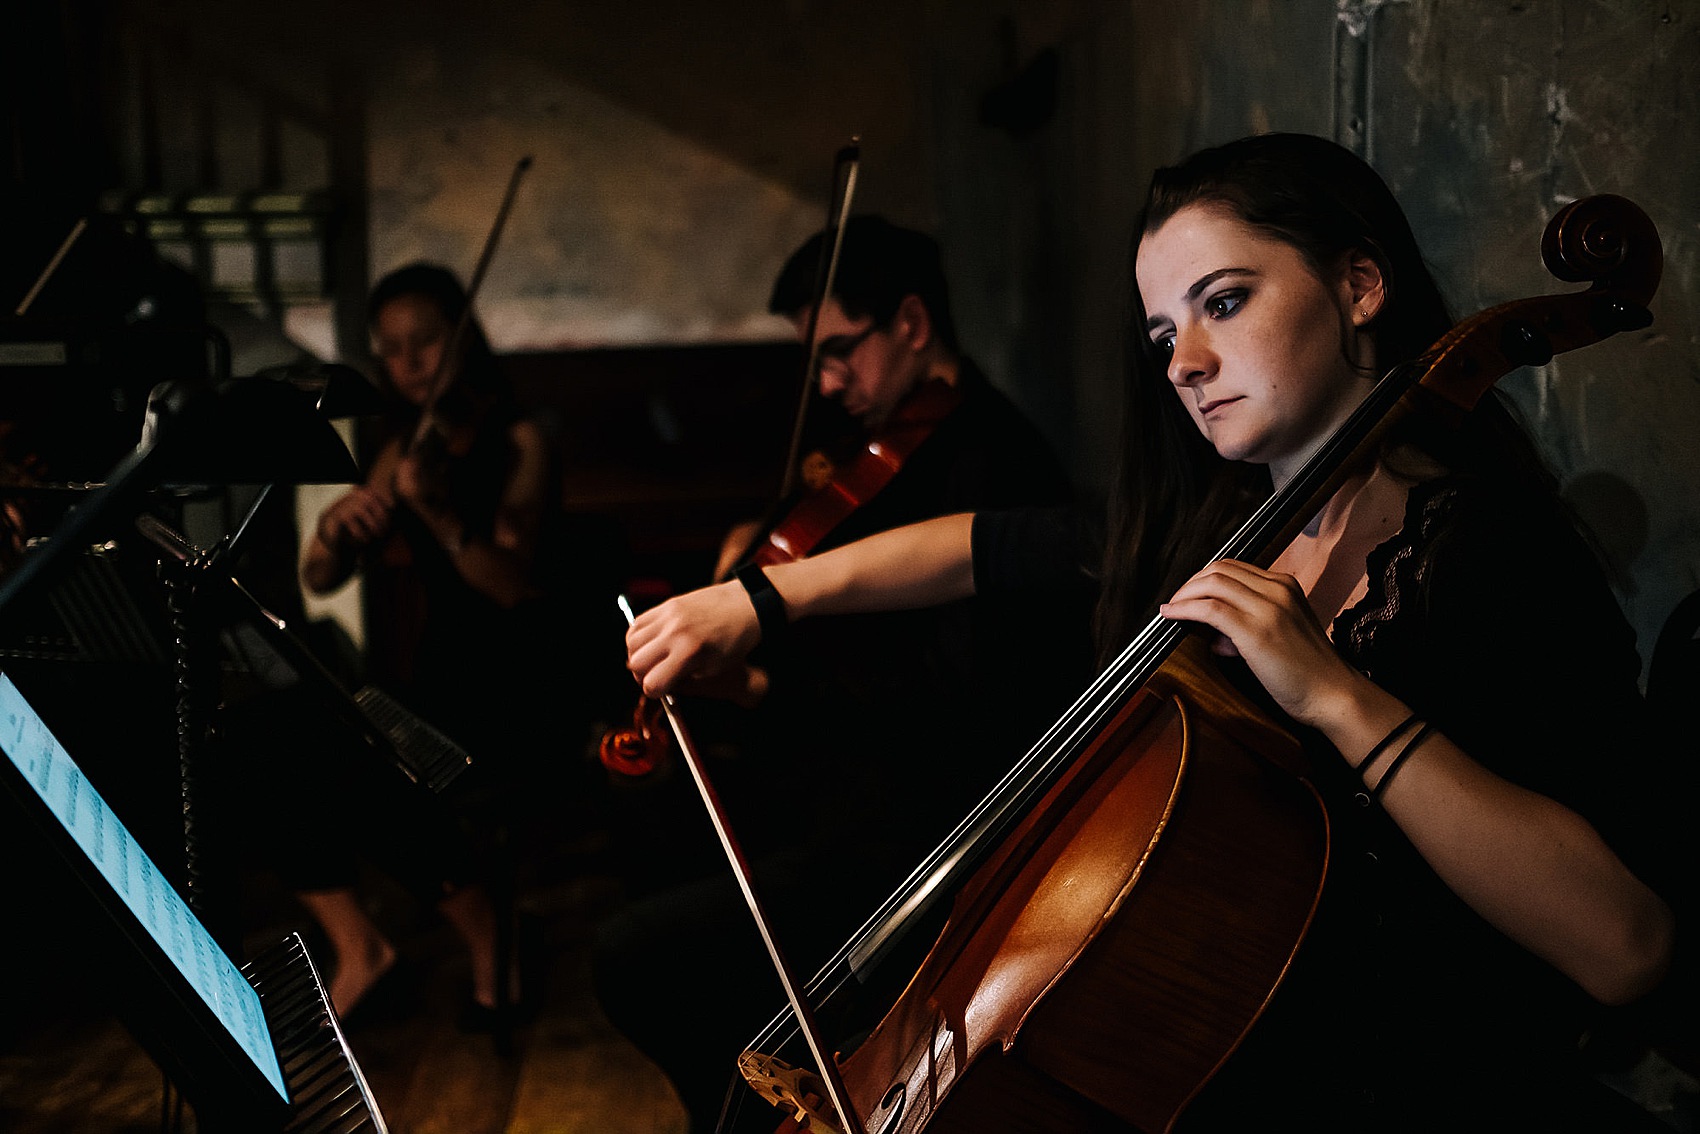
<box><xmin>367</xmin><ymin>261</ymin><xmax>515</xmax><ymax>438</ymax></box>
<box><xmin>1093</xmin><ymin>132</ymin><xmax>1551</xmax><ymax>662</ymax></box>
<box><xmin>366</xmin><ymin>261</ymin><xmax>522</xmax><ymax>538</ymax></box>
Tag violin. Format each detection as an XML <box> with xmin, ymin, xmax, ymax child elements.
<box><xmin>741</xmin><ymin>373</ymin><xmax>963</xmax><ymax>569</ymax></box>
<box><xmin>598</xmin><ymin>690</ymin><xmax>671</xmax><ymax>778</ymax></box>
<box><xmin>374</xmin><ymin>157</ymin><xmax>531</xmax><ymax>573</ymax></box>
<box><xmin>599</xmin><ymin>374</ymin><xmax>965</xmax><ymax>780</ymax></box>
<box><xmin>602</xmin><ymin>141</ymin><xmax>966</xmax><ymax>782</ymax></box>
<box><xmin>722</xmin><ymin>194</ymin><xmax>1663</xmax><ymax>1134</ymax></box>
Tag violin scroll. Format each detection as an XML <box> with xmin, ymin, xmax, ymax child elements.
<box><xmin>598</xmin><ymin>693</ymin><xmax>673</xmax><ymax>778</ymax></box>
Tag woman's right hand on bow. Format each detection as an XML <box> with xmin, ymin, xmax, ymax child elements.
<box><xmin>626</xmin><ymin>580</ymin><xmax>765</xmax><ymax>698</ymax></box>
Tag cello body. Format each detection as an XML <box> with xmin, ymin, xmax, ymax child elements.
<box><xmin>744</xmin><ymin>641</ymin><xmax>1326</xmax><ymax>1134</ymax></box>
<box><xmin>843</xmin><ymin>642</ymin><xmax>1325</xmax><ymax>1133</ymax></box>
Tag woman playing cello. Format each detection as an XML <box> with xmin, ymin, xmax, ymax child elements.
<box><xmin>626</xmin><ymin>133</ymin><xmax>1682</xmax><ymax>1130</ymax></box>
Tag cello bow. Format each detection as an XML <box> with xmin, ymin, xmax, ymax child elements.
<box><xmin>614</xmin><ymin>596</ymin><xmax>868</xmax><ymax>1134</ymax></box>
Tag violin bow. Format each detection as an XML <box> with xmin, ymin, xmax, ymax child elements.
<box><xmin>776</xmin><ymin>137</ymin><xmax>861</xmax><ymax>501</ymax></box>
<box><xmin>14</xmin><ymin>217</ymin><xmax>89</xmax><ymax>317</ymax></box>
<box><xmin>407</xmin><ymin>153</ymin><xmax>534</xmax><ymax>453</ymax></box>
<box><xmin>616</xmin><ymin>596</ymin><xmax>867</xmax><ymax>1134</ymax></box>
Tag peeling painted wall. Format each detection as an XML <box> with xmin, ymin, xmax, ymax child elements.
<box><xmin>1006</xmin><ymin>0</ymin><xmax>1699</xmax><ymax>677</ymax></box>
<box><xmin>1369</xmin><ymin>0</ymin><xmax>1700</xmax><ymax>667</ymax></box>
<box><xmin>364</xmin><ymin>45</ymin><xmax>821</xmax><ymax>350</ymax></box>
<box><xmin>95</xmin><ymin>0</ymin><xmax>1700</xmax><ymax>674</ymax></box>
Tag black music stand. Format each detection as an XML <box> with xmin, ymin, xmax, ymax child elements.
<box><xmin>0</xmin><ymin>372</ymin><xmax>380</xmax><ymax>1133</ymax></box>
<box><xmin>2</xmin><ymin>372</ymin><xmax>359</xmax><ymax>939</ymax></box>
<box><xmin>0</xmin><ymin>671</ymin><xmax>390</xmax><ymax>1134</ymax></box>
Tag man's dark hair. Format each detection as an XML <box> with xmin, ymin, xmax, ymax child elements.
<box><xmin>768</xmin><ymin>214</ymin><xmax>959</xmax><ymax>354</ymax></box>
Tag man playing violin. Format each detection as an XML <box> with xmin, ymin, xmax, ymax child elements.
<box><xmin>593</xmin><ymin>215</ymin><xmax>1092</xmax><ymax>1134</ymax></box>
<box><xmin>779</xmin><ymin>221</ymin><xmax>957</xmax><ymax>432</ymax></box>
<box><xmin>713</xmin><ymin>215</ymin><xmax>1048</xmax><ymax>582</ymax></box>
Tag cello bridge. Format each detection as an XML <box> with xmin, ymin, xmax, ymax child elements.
<box><xmin>736</xmin><ymin>1049</ymin><xmax>845</xmax><ymax>1134</ymax></box>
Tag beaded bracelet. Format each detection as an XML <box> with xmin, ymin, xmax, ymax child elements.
<box><xmin>1356</xmin><ymin>712</ymin><xmax>1419</xmax><ymax>781</ymax></box>
<box><xmin>1370</xmin><ymin>721</ymin><xmax>1435</xmax><ymax>799</ymax></box>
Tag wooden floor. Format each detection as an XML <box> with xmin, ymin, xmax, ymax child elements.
<box><xmin>0</xmin><ymin>771</ymin><xmax>699</xmax><ymax>1134</ymax></box>
<box><xmin>5</xmin><ymin>735</ymin><xmax>1698</xmax><ymax>1134</ymax></box>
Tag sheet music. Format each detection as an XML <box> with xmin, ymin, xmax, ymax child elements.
<box><xmin>0</xmin><ymin>672</ymin><xmax>289</xmax><ymax>1102</ymax></box>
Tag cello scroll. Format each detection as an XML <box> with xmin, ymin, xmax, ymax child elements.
<box><xmin>1415</xmin><ymin>193</ymin><xmax>1658</xmax><ymax>420</ymax></box>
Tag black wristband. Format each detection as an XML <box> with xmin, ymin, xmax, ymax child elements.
<box><xmin>735</xmin><ymin>563</ymin><xmax>788</xmax><ymax>647</ymax></box>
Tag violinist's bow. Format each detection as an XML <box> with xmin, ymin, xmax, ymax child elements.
<box><xmin>408</xmin><ymin>153</ymin><xmax>534</xmax><ymax>453</ymax></box>
<box><xmin>14</xmin><ymin>217</ymin><xmax>88</xmax><ymax>318</ymax></box>
<box><xmin>777</xmin><ymin>138</ymin><xmax>861</xmax><ymax>501</ymax></box>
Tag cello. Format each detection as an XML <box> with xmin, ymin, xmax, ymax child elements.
<box><xmin>704</xmin><ymin>190</ymin><xmax>1664</xmax><ymax>1133</ymax></box>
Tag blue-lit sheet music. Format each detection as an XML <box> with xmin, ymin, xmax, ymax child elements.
<box><xmin>0</xmin><ymin>671</ymin><xmax>289</xmax><ymax>1103</ymax></box>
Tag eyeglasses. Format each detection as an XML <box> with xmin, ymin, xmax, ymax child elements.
<box><xmin>812</xmin><ymin>321</ymin><xmax>882</xmax><ymax>376</ymax></box>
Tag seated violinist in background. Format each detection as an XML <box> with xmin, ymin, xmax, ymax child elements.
<box><xmin>303</xmin><ymin>261</ymin><xmax>556</xmax><ymax>617</ymax></box>
<box><xmin>625</xmin><ymin>134</ymin><xmax>1688</xmax><ymax>1131</ymax></box>
<box><xmin>294</xmin><ymin>262</ymin><xmax>575</xmax><ymax>1029</ymax></box>
<box><xmin>591</xmin><ymin>215</ymin><xmax>1092</xmax><ymax>1134</ymax></box>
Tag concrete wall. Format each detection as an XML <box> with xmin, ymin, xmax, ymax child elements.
<box><xmin>94</xmin><ymin>0</ymin><xmax>1700</xmax><ymax>675</ymax></box>
<box><xmin>976</xmin><ymin>0</ymin><xmax>1700</xmax><ymax>677</ymax></box>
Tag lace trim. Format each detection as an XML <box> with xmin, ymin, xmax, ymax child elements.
<box><xmin>1333</xmin><ymin>476</ymin><xmax>1471</xmax><ymax>681</ymax></box>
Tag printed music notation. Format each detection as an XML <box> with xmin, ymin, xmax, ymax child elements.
<box><xmin>0</xmin><ymin>672</ymin><xmax>289</xmax><ymax>1101</ymax></box>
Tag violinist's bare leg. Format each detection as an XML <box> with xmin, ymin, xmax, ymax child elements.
<box><xmin>437</xmin><ymin>881</ymin><xmax>522</xmax><ymax>1011</ymax></box>
<box><xmin>296</xmin><ymin>886</ymin><xmax>398</xmax><ymax>1017</ymax></box>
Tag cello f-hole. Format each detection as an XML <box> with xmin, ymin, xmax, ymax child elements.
<box><xmin>871</xmin><ymin>1082</ymin><xmax>906</xmax><ymax>1134</ymax></box>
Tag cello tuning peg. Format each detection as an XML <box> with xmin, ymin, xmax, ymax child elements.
<box><xmin>1498</xmin><ymin>320</ymin><xmax>1554</xmax><ymax>368</ymax></box>
<box><xmin>1596</xmin><ymin>298</ymin><xmax>1654</xmax><ymax>335</ymax></box>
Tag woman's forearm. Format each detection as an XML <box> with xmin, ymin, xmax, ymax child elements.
<box><xmin>763</xmin><ymin>512</ymin><xmax>977</xmax><ymax>620</ymax></box>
